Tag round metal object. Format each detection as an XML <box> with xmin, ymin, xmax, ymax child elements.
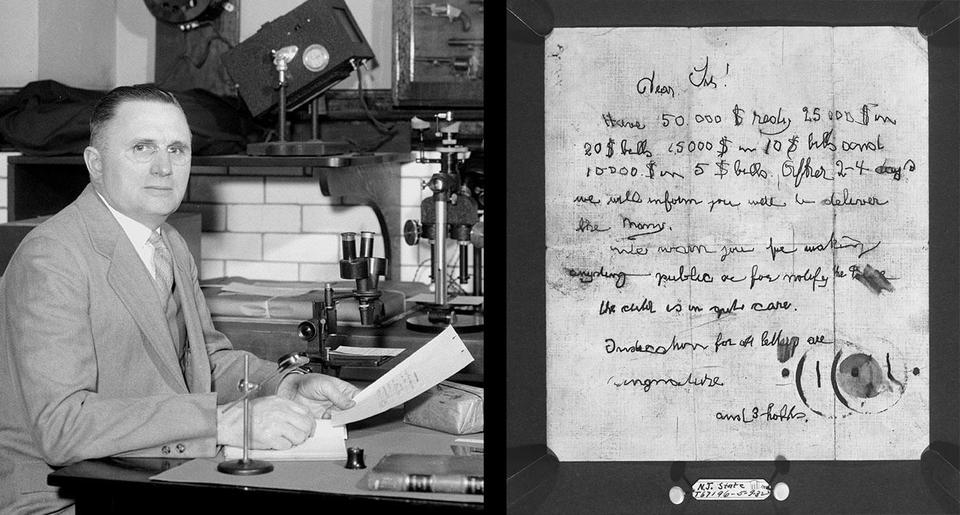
<box><xmin>302</xmin><ymin>44</ymin><xmax>330</xmax><ymax>72</ymax></box>
<box><xmin>403</xmin><ymin>219</ymin><xmax>422</xmax><ymax>245</ymax></box>
<box><xmin>217</xmin><ymin>459</ymin><xmax>274</xmax><ymax>475</ymax></box>
<box><xmin>345</xmin><ymin>447</ymin><xmax>366</xmax><ymax>469</ymax></box>
<box><xmin>669</xmin><ymin>486</ymin><xmax>685</xmax><ymax>505</ymax></box>
<box><xmin>773</xmin><ymin>482</ymin><xmax>790</xmax><ymax>501</ymax></box>
<box><xmin>297</xmin><ymin>321</ymin><xmax>317</xmax><ymax>341</ymax></box>
<box><xmin>144</xmin><ymin>0</ymin><xmax>213</xmax><ymax>23</ymax></box>
<box><xmin>277</xmin><ymin>351</ymin><xmax>310</xmax><ymax>370</ymax></box>
<box><xmin>470</xmin><ymin>221</ymin><xmax>484</xmax><ymax>249</ymax></box>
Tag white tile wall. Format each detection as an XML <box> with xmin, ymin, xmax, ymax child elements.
<box><xmin>400</xmin><ymin>241</ymin><xmax>421</xmax><ymax>269</ymax></box>
<box><xmin>1</xmin><ymin>152</ymin><xmax>20</xmax><ymax>177</ymax></box>
<box><xmin>190</xmin><ymin>155</ymin><xmax>480</xmax><ymax>288</ymax></box>
<box><xmin>400</xmin><ymin>265</ymin><xmax>419</xmax><ymax>282</ymax></box>
<box><xmin>264</xmin><ymin>177</ymin><xmax>334</xmax><ymax>205</ymax></box>
<box><xmin>201</xmin><ymin>233</ymin><xmax>262</xmax><ymax>260</ymax></box>
<box><xmin>299</xmin><ymin>263</ymin><xmax>345</xmax><ymax>282</ymax></box>
<box><xmin>179</xmin><ymin>203</ymin><xmax>226</xmax><ymax>232</ymax></box>
<box><xmin>228</xmin><ymin>204</ymin><xmax>301</xmax><ymax>233</ymax></box>
<box><xmin>201</xmin><ymin>259</ymin><xmax>225</xmax><ymax>279</ymax></box>
<box><xmin>189</xmin><ymin>176</ymin><xmax>264</xmax><ymax>204</ymax></box>
<box><xmin>0</xmin><ymin>152</ymin><xmax>17</xmax><ymax>224</ymax></box>
<box><xmin>401</xmin><ymin>161</ymin><xmax>439</xmax><ymax>178</ymax></box>
<box><xmin>401</xmin><ymin>177</ymin><xmax>427</xmax><ymax>206</ymax></box>
<box><xmin>262</xmin><ymin>233</ymin><xmax>340</xmax><ymax>263</ymax></box>
<box><xmin>225</xmin><ymin>260</ymin><xmax>299</xmax><ymax>281</ymax></box>
<box><xmin>301</xmin><ymin>205</ymin><xmax>380</xmax><ymax>235</ymax></box>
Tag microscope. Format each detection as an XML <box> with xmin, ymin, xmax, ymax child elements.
<box><xmin>296</xmin><ymin>231</ymin><xmax>391</xmax><ymax>375</ymax></box>
<box><xmin>404</xmin><ymin>112</ymin><xmax>484</xmax><ymax>332</ymax></box>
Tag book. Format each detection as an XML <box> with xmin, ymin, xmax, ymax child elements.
<box><xmin>451</xmin><ymin>437</ymin><xmax>484</xmax><ymax>456</ymax></box>
<box><xmin>364</xmin><ymin>454</ymin><xmax>483</xmax><ymax>495</ymax></box>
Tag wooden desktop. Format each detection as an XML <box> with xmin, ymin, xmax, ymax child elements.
<box><xmin>48</xmin><ymin>409</ymin><xmax>484</xmax><ymax>514</ymax></box>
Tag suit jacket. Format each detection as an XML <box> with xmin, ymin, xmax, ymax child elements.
<box><xmin>0</xmin><ymin>185</ymin><xmax>282</xmax><ymax>514</ymax></box>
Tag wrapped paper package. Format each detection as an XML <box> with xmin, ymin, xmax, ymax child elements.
<box><xmin>403</xmin><ymin>381</ymin><xmax>483</xmax><ymax>435</ymax></box>
<box><xmin>199</xmin><ymin>278</ymin><xmax>426</xmax><ymax>325</ymax></box>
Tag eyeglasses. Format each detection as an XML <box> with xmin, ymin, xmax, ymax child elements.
<box><xmin>127</xmin><ymin>142</ymin><xmax>191</xmax><ymax>165</ymax></box>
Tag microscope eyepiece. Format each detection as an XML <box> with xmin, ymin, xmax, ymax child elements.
<box><xmin>341</xmin><ymin>232</ymin><xmax>358</xmax><ymax>260</ymax></box>
<box><xmin>297</xmin><ymin>320</ymin><xmax>318</xmax><ymax>342</ymax></box>
<box><xmin>359</xmin><ymin>231</ymin><xmax>375</xmax><ymax>257</ymax></box>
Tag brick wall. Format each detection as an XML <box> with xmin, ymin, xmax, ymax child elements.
<box><xmin>0</xmin><ymin>152</ymin><xmax>13</xmax><ymax>224</ymax></box>
<box><xmin>0</xmin><ymin>152</ymin><xmax>482</xmax><ymax>292</ymax></box>
<box><xmin>182</xmin><ymin>156</ymin><xmax>483</xmax><ymax>292</ymax></box>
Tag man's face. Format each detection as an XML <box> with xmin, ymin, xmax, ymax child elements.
<box><xmin>85</xmin><ymin>100</ymin><xmax>191</xmax><ymax>229</ymax></box>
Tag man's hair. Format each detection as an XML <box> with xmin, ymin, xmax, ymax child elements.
<box><xmin>89</xmin><ymin>85</ymin><xmax>184</xmax><ymax>149</ymax></box>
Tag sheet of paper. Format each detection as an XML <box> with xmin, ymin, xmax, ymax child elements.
<box><xmin>408</xmin><ymin>293</ymin><xmax>485</xmax><ymax>306</ymax></box>
<box><xmin>329</xmin><ymin>346</ymin><xmax>405</xmax><ymax>357</ymax></box>
<box><xmin>545</xmin><ymin>27</ymin><xmax>928</xmax><ymax>461</ymax></box>
<box><xmin>222</xmin><ymin>419</ymin><xmax>347</xmax><ymax>461</ymax></box>
<box><xmin>331</xmin><ymin>325</ymin><xmax>474</xmax><ymax>426</ymax></box>
<box><xmin>216</xmin><ymin>281</ymin><xmax>320</xmax><ymax>297</ymax></box>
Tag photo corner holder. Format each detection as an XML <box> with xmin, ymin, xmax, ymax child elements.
<box><xmin>506</xmin><ymin>444</ymin><xmax>559</xmax><ymax>512</ymax></box>
<box><xmin>506</xmin><ymin>0</ymin><xmax>555</xmax><ymax>39</ymax></box>
<box><xmin>920</xmin><ymin>442</ymin><xmax>960</xmax><ymax>506</ymax></box>
<box><xmin>917</xmin><ymin>1</ymin><xmax>959</xmax><ymax>37</ymax></box>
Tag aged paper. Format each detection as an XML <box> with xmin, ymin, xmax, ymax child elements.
<box><xmin>545</xmin><ymin>27</ymin><xmax>928</xmax><ymax>461</ymax></box>
<box><xmin>331</xmin><ymin>325</ymin><xmax>474</xmax><ymax>426</ymax></box>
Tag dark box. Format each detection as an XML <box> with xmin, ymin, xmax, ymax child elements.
<box><xmin>221</xmin><ymin>0</ymin><xmax>375</xmax><ymax>118</ymax></box>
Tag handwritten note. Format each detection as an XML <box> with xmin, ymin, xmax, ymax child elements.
<box><xmin>544</xmin><ymin>27</ymin><xmax>928</xmax><ymax>461</ymax></box>
<box><xmin>331</xmin><ymin>325</ymin><xmax>474</xmax><ymax>426</ymax></box>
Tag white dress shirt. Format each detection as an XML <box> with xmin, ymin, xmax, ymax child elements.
<box><xmin>96</xmin><ymin>191</ymin><xmax>162</xmax><ymax>280</ymax></box>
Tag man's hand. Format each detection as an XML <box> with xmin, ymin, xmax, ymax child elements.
<box><xmin>216</xmin><ymin>396</ymin><xmax>315</xmax><ymax>449</ymax></box>
<box><xmin>277</xmin><ymin>373</ymin><xmax>360</xmax><ymax>419</ymax></box>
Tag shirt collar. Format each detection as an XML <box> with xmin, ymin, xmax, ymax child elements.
<box><xmin>95</xmin><ymin>191</ymin><xmax>158</xmax><ymax>248</ymax></box>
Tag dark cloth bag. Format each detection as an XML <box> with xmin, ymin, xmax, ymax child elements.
<box><xmin>0</xmin><ymin>80</ymin><xmax>264</xmax><ymax>156</ymax></box>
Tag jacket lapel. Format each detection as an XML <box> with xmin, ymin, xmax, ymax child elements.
<box><xmin>164</xmin><ymin>226</ymin><xmax>212</xmax><ymax>394</ymax></box>
<box><xmin>78</xmin><ymin>186</ymin><xmax>188</xmax><ymax>393</ymax></box>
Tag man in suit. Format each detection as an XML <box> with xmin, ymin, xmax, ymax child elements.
<box><xmin>0</xmin><ymin>85</ymin><xmax>359</xmax><ymax>514</ymax></box>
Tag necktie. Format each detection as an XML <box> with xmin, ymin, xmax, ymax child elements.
<box><xmin>148</xmin><ymin>231</ymin><xmax>174</xmax><ymax>296</ymax></box>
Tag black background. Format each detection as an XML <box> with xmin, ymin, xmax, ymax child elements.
<box><xmin>500</xmin><ymin>1</ymin><xmax>959</xmax><ymax>513</ymax></box>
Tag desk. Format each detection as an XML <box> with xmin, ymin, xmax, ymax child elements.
<box><xmin>6</xmin><ymin>152</ymin><xmax>410</xmax><ymax>280</ymax></box>
<box><xmin>49</xmin><ymin>410</ymin><xmax>484</xmax><ymax>514</ymax></box>
<box><xmin>213</xmin><ymin>317</ymin><xmax>484</xmax><ymax>383</ymax></box>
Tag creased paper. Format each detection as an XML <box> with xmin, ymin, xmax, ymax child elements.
<box><xmin>331</xmin><ymin>325</ymin><xmax>474</xmax><ymax>426</ymax></box>
<box><xmin>545</xmin><ymin>27</ymin><xmax>928</xmax><ymax>461</ymax></box>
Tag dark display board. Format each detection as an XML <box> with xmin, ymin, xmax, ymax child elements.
<box><xmin>505</xmin><ymin>1</ymin><xmax>959</xmax><ymax>512</ymax></box>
